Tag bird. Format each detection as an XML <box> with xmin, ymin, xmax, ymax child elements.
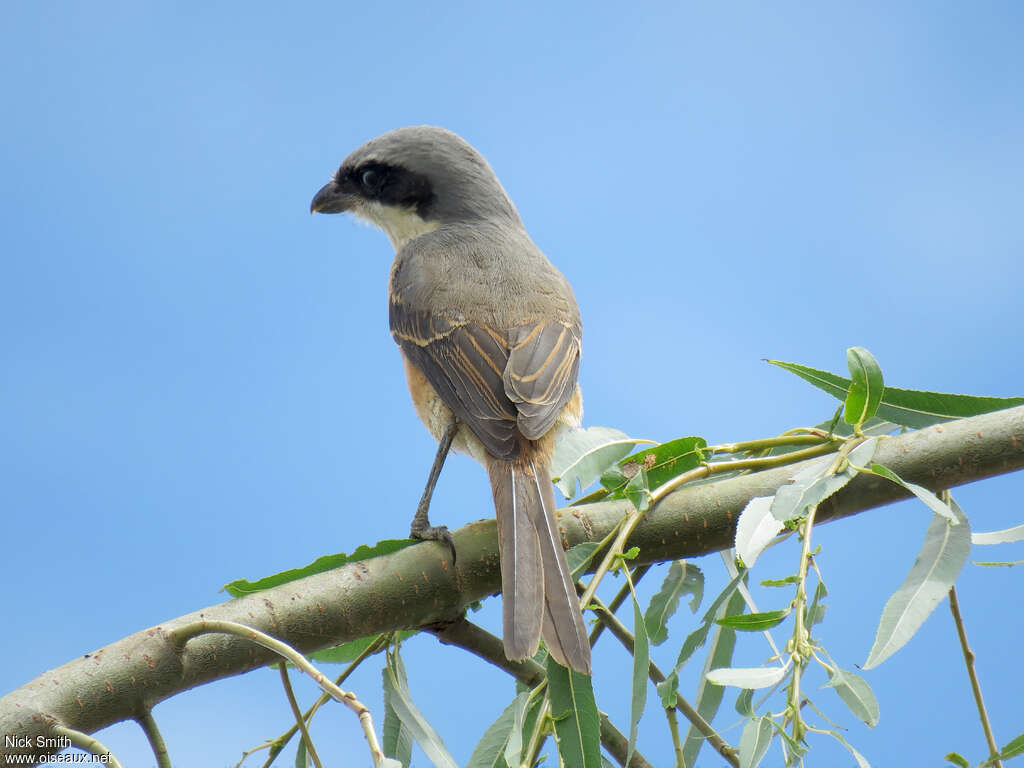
<box><xmin>310</xmin><ymin>126</ymin><xmax>591</xmax><ymax>675</ymax></box>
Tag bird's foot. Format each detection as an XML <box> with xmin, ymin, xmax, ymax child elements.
<box><xmin>410</xmin><ymin>520</ymin><xmax>457</xmax><ymax>565</ymax></box>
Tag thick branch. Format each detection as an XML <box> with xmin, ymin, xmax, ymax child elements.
<box><xmin>3</xmin><ymin>405</ymin><xmax>1022</xmax><ymax>762</ymax></box>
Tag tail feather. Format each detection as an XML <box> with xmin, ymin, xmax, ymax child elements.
<box><xmin>487</xmin><ymin>457</ymin><xmax>592</xmax><ymax>675</ymax></box>
<box><xmin>488</xmin><ymin>460</ymin><xmax>544</xmax><ymax>661</ymax></box>
<box><xmin>531</xmin><ymin>461</ymin><xmax>592</xmax><ymax>675</ymax></box>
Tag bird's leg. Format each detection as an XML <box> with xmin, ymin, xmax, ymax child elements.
<box><xmin>410</xmin><ymin>417</ymin><xmax>458</xmax><ymax>563</ymax></box>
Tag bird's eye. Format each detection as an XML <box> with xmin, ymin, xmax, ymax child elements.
<box><xmin>361</xmin><ymin>168</ymin><xmax>383</xmax><ymax>192</ymax></box>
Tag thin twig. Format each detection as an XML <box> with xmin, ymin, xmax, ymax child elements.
<box><xmin>136</xmin><ymin>708</ymin><xmax>171</xmax><ymax>768</ymax></box>
<box><xmin>261</xmin><ymin>633</ymin><xmax>389</xmax><ymax>767</ymax></box>
<box><xmin>170</xmin><ymin>619</ymin><xmax>386</xmax><ymax>767</ymax></box>
<box><xmin>588</xmin><ymin>594</ymin><xmax>740</xmax><ymax>768</ymax></box>
<box><xmin>664</xmin><ymin>705</ymin><xmax>684</xmax><ymax>768</ymax></box>
<box><xmin>277</xmin><ymin>662</ymin><xmax>323</xmax><ymax>768</ymax></box>
<box><xmin>588</xmin><ymin>564</ymin><xmax>651</xmax><ymax>647</ymax></box>
<box><xmin>948</xmin><ymin>584</ymin><xmax>1002</xmax><ymax>767</ymax></box>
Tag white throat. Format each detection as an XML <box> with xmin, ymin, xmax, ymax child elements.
<box><xmin>354</xmin><ymin>200</ymin><xmax>440</xmax><ymax>251</ymax></box>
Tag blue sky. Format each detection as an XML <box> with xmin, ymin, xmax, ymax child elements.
<box><xmin>2</xmin><ymin>2</ymin><xmax>1023</xmax><ymax>766</ymax></box>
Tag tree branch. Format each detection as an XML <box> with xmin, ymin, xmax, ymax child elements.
<box><xmin>3</xmin><ymin>405</ymin><xmax>1023</xmax><ymax>762</ymax></box>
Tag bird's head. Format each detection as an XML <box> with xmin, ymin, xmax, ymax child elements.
<box><xmin>310</xmin><ymin>126</ymin><xmax>521</xmax><ymax>250</ymax></box>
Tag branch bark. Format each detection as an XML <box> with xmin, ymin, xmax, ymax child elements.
<box><xmin>3</xmin><ymin>405</ymin><xmax>1023</xmax><ymax>763</ymax></box>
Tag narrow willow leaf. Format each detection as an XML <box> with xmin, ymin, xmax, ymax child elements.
<box><xmin>382</xmin><ymin>651</ymin><xmax>459</xmax><ymax>768</ymax></box>
<box><xmin>864</xmin><ymin>507</ymin><xmax>971</xmax><ymax>669</ymax></box>
<box><xmin>772</xmin><ymin>437</ymin><xmax>879</xmax><ymax>524</ymax></box>
<box><xmin>973</xmin><ymin>559</ymin><xmax>1024</xmax><ymax>567</ymax></box>
<box><xmin>829</xmin><ymin>730</ymin><xmax>872</xmax><ymax>768</ymax></box>
<box><xmin>705</xmin><ymin>665</ymin><xmax>787</xmax><ymax>690</ymax></box>
<box><xmin>671</xmin><ymin>570</ymin><xmax>745</xmax><ymax>674</ymax></box>
<box><xmin>618</xmin><ymin>436</ymin><xmax>709</xmax><ymax>490</ymax></box>
<box><xmin>768</xmin><ymin>359</ymin><xmax>1024</xmax><ymax>428</ymax></box>
<box><xmin>681</xmin><ymin>590</ymin><xmax>747</xmax><ymax>767</ymax></box>
<box><xmin>735</xmin><ymin>496</ymin><xmax>784</xmax><ymax>567</ymax></box>
<box><xmin>623</xmin><ymin>467</ymin><xmax>651</xmax><ymax>512</ymax></box>
<box><xmin>761</xmin><ymin>575</ymin><xmax>799</xmax><ymax>587</ymax></box>
<box><xmin>735</xmin><ymin>688</ymin><xmax>754</xmax><ymax>717</ymax></box>
<box><xmin>869</xmin><ymin>463</ymin><xmax>958</xmax><ymax>523</ymax></box>
<box><xmin>738</xmin><ymin>716</ymin><xmax>775</xmax><ymax>768</ymax></box>
<box><xmin>224</xmin><ymin>539</ymin><xmax>415</xmax><ymax>596</ymax></box>
<box><xmin>656</xmin><ymin>669</ymin><xmax>678</xmax><ymax>708</ymax></box>
<box><xmin>294</xmin><ymin>736</ymin><xmax>308</xmax><ymax>768</ymax></box>
<box><xmin>645</xmin><ymin>560</ymin><xmax>704</xmax><ymax>645</ymax></box>
<box><xmin>567</xmin><ymin>542</ymin><xmax>602</xmax><ymax>579</ymax></box>
<box><xmin>382</xmin><ymin>659</ymin><xmax>414</xmax><ymax>767</ymax></box>
<box><xmin>845</xmin><ymin>347</ymin><xmax>884</xmax><ymax>427</ymax></box>
<box><xmin>627</xmin><ymin>591</ymin><xmax>650</xmax><ymax>767</ymax></box>
<box><xmin>551</xmin><ymin>426</ymin><xmax>645</xmax><ymax>498</ymax></box>
<box><xmin>805</xmin><ymin>581</ymin><xmax>828</xmax><ymax>630</ymax></box>
<box><xmin>547</xmin><ymin>658</ymin><xmax>602</xmax><ymax>768</ymax></box>
<box><xmin>997</xmin><ymin>730</ymin><xmax>1024</xmax><ymax>759</ymax></box>
<box><xmin>823</xmin><ymin>667</ymin><xmax>879</xmax><ymax>727</ymax></box>
<box><xmin>716</xmin><ymin>610</ymin><xmax>788</xmax><ymax>631</ymax></box>
<box><xmin>944</xmin><ymin>753</ymin><xmax>970</xmax><ymax>768</ymax></box>
<box><xmin>380</xmin><ymin>760</ymin><xmax>404</xmax><ymax>768</ymax></box>
<box><xmin>467</xmin><ymin>692</ymin><xmax>528</xmax><ymax>768</ymax></box>
<box><xmin>312</xmin><ymin>630</ymin><xmax>415</xmax><ymax>664</ymax></box>
<box><xmin>972</xmin><ymin>523</ymin><xmax>1024</xmax><ymax>545</ymax></box>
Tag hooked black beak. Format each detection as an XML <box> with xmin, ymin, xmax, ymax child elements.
<box><xmin>310</xmin><ymin>179</ymin><xmax>357</xmax><ymax>214</ymax></box>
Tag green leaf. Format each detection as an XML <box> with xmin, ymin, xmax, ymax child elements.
<box><xmin>944</xmin><ymin>753</ymin><xmax>970</xmax><ymax>768</ymax></box>
<box><xmin>805</xmin><ymin>581</ymin><xmax>828</xmax><ymax>630</ymax></box>
<box><xmin>768</xmin><ymin>359</ymin><xmax>1024</xmax><ymax>429</ymax></box>
<box><xmin>382</xmin><ymin>649</ymin><xmax>458</xmax><ymax>768</ymax></box>
<box><xmin>681</xmin><ymin>590</ymin><xmax>747</xmax><ymax>766</ymax></box>
<box><xmin>466</xmin><ymin>692</ymin><xmax>530</xmax><ymax>768</ymax></box>
<box><xmin>869</xmin><ymin>463</ymin><xmax>958</xmax><ymax>523</ymax></box>
<box><xmin>864</xmin><ymin>504</ymin><xmax>971</xmax><ymax>669</ymax></box>
<box><xmin>734</xmin><ymin>688</ymin><xmax>754</xmax><ymax>717</ymax></box>
<box><xmin>382</xmin><ymin>654</ymin><xmax>414</xmax><ymax>767</ymax></box>
<box><xmin>618</xmin><ymin>436</ymin><xmax>709</xmax><ymax>490</ymax></box>
<box><xmin>705</xmin><ymin>665</ymin><xmax>787</xmax><ymax>690</ymax></box>
<box><xmin>972</xmin><ymin>523</ymin><xmax>1024</xmax><ymax>545</ymax></box>
<box><xmin>761</xmin><ymin>575</ymin><xmax>799</xmax><ymax>587</ymax></box>
<box><xmin>551</xmin><ymin>426</ymin><xmax>645</xmax><ymax>498</ymax></box>
<box><xmin>973</xmin><ymin>559</ymin><xmax>1024</xmax><ymax>567</ymax></box>
<box><xmin>716</xmin><ymin>610</ymin><xmax>788</xmax><ymax>631</ymax></box>
<box><xmin>670</xmin><ymin>571</ymin><xmax>745</xmax><ymax>676</ymax></box>
<box><xmin>823</xmin><ymin>667</ymin><xmax>879</xmax><ymax>727</ymax></box>
<box><xmin>644</xmin><ymin>560</ymin><xmax>704</xmax><ymax>645</ymax></box>
<box><xmin>567</xmin><ymin>542</ymin><xmax>602</xmax><ymax>579</ymax></box>
<box><xmin>770</xmin><ymin>437</ymin><xmax>878</xmax><ymax>523</ymax></box>
<box><xmin>223</xmin><ymin>539</ymin><xmax>416</xmax><ymax>596</ymax></box>
<box><xmin>844</xmin><ymin>347</ymin><xmax>884</xmax><ymax>427</ymax></box>
<box><xmin>738</xmin><ymin>716</ymin><xmax>775</xmax><ymax>768</ymax></box>
<box><xmin>311</xmin><ymin>631</ymin><xmax>414</xmax><ymax>664</ymax></box>
<box><xmin>735</xmin><ymin>496</ymin><xmax>784</xmax><ymax>567</ymax></box>
<box><xmin>655</xmin><ymin>669</ymin><xmax>679</xmax><ymax>709</ymax></box>
<box><xmin>547</xmin><ymin>657</ymin><xmax>602</xmax><ymax>768</ymax></box>
<box><xmin>627</xmin><ymin>589</ymin><xmax>649</xmax><ymax>767</ymax></box>
<box><xmin>294</xmin><ymin>735</ymin><xmax>308</xmax><ymax>768</ymax></box>
<box><xmin>996</xmin><ymin>730</ymin><xmax>1024</xmax><ymax>760</ymax></box>
<box><xmin>622</xmin><ymin>467</ymin><xmax>651</xmax><ymax>512</ymax></box>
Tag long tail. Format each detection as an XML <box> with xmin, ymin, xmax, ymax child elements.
<box><xmin>487</xmin><ymin>459</ymin><xmax>592</xmax><ymax>675</ymax></box>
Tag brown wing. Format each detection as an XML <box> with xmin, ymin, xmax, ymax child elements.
<box><xmin>391</xmin><ymin>303</ymin><xmax>520</xmax><ymax>459</ymax></box>
<box><xmin>391</xmin><ymin>304</ymin><xmax>581</xmax><ymax>459</ymax></box>
<box><xmin>503</xmin><ymin>321</ymin><xmax>581</xmax><ymax>439</ymax></box>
